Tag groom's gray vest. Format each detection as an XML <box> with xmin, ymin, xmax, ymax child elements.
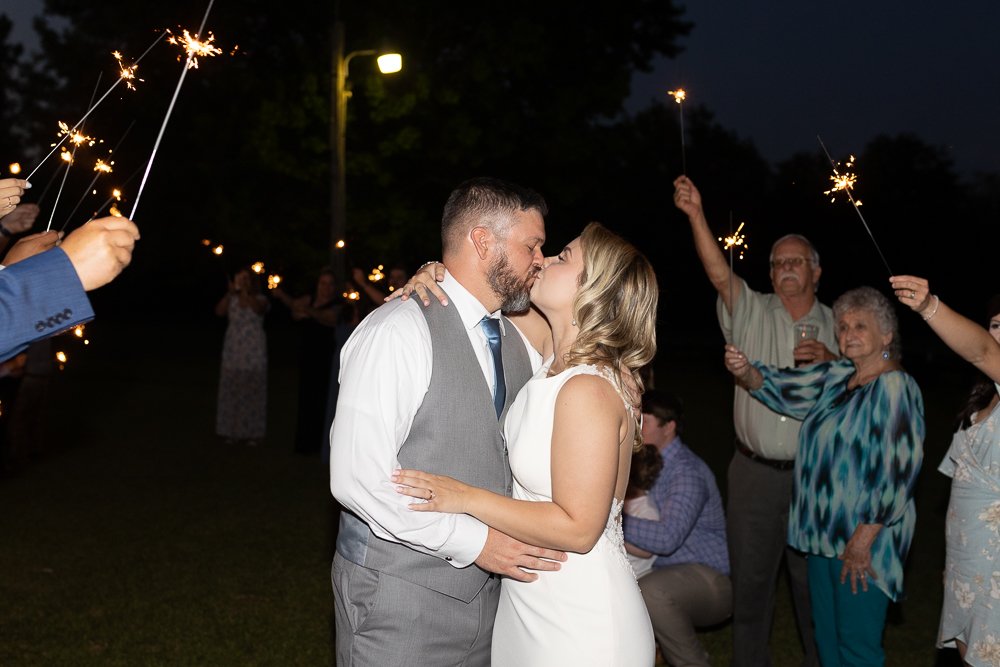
<box><xmin>336</xmin><ymin>294</ymin><xmax>533</xmax><ymax>602</ymax></box>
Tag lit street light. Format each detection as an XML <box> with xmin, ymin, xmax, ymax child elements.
<box><xmin>330</xmin><ymin>22</ymin><xmax>402</xmax><ymax>283</ymax></box>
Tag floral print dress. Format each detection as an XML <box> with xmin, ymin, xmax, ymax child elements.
<box><xmin>938</xmin><ymin>387</ymin><xmax>1000</xmax><ymax>666</ymax></box>
<box><xmin>216</xmin><ymin>295</ymin><xmax>268</xmax><ymax>441</ymax></box>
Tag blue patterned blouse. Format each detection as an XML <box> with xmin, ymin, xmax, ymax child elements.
<box><xmin>751</xmin><ymin>359</ymin><xmax>925</xmax><ymax>601</ymax></box>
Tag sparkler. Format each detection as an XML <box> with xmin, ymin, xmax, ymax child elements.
<box><xmin>8</xmin><ymin>163</ymin><xmax>21</xmax><ymax>175</ymax></box>
<box><xmin>718</xmin><ymin>212</ymin><xmax>749</xmax><ymax>309</ymax></box>
<box><xmin>166</xmin><ymin>28</ymin><xmax>223</xmax><ymax>69</ymax></box>
<box><xmin>59</xmin><ymin>121</ymin><xmax>135</xmax><ymax>233</ymax></box>
<box><xmin>131</xmin><ymin>1</ymin><xmax>221</xmax><ymax>219</ymax></box>
<box><xmin>667</xmin><ymin>88</ymin><xmax>687</xmax><ymax>174</ymax></box>
<box><xmin>87</xmin><ymin>161</ymin><xmax>145</xmax><ymax>222</ymax></box>
<box><xmin>368</xmin><ymin>265</ymin><xmax>385</xmax><ymax>282</ymax></box>
<box><xmin>267</xmin><ymin>274</ymin><xmax>282</xmax><ymax>290</ymax></box>
<box><xmin>46</xmin><ymin>75</ymin><xmax>105</xmax><ymax>232</ymax></box>
<box><xmin>113</xmin><ymin>51</ymin><xmax>142</xmax><ymax>90</ymax></box>
<box><xmin>251</xmin><ymin>261</ymin><xmax>265</xmax><ymax>274</ymax></box>
<box><xmin>816</xmin><ymin>135</ymin><xmax>892</xmax><ymax>276</ymax></box>
<box><xmin>25</xmin><ymin>35</ymin><xmax>163</xmax><ymax>182</ymax></box>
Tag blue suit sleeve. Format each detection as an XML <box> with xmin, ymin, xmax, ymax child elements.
<box><xmin>0</xmin><ymin>248</ymin><xmax>94</xmax><ymax>362</ymax></box>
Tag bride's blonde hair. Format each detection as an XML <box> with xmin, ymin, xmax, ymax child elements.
<box><xmin>563</xmin><ymin>223</ymin><xmax>658</xmax><ymax>446</ymax></box>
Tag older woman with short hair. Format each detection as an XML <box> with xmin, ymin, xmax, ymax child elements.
<box><xmin>725</xmin><ymin>286</ymin><xmax>925</xmax><ymax>667</ymax></box>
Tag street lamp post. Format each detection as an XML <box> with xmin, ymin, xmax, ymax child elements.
<box><xmin>330</xmin><ymin>21</ymin><xmax>401</xmax><ymax>283</ymax></box>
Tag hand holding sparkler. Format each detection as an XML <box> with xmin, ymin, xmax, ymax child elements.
<box><xmin>59</xmin><ymin>216</ymin><xmax>140</xmax><ymax>291</ymax></box>
<box><xmin>3</xmin><ymin>231</ymin><xmax>61</xmax><ymax>265</ymax></box>
<box><xmin>672</xmin><ymin>175</ymin><xmax>746</xmax><ymax>316</ymax></box>
<box><xmin>1</xmin><ymin>204</ymin><xmax>40</xmax><ymax>237</ymax></box>
<box><xmin>0</xmin><ymin>179</ymin><xmax>31</xmax><ymax>218</ymax></box>
<box><xmin>672</xmin><ymin>175</ymin><xmax>704</xmax><ymax>221</ymax></box>
<box><xmin>888</xmin><ymin>275</ymin><xmax>935</xmax><ymax>317</ymax></box>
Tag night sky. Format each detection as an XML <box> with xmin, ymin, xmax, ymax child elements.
<box><xmin>631</xmin><ymin>2</ymin><xmax>1000</xmax><ymax>177</ymax></box>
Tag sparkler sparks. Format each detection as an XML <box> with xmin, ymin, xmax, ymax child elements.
<box><xmin>94</xmin><ymin>159</ymin><xmax>114</xmax><ymax>173</ymax></box>
<box><xmin>336</xmin><ymin>240</ymin><xmax>346</xmax><ymax>249</ymax></box>
<box><xmin>251</xmin><ymin>261</ymin><xmax>265</xmax><ymax>274</ymax></box>
<box><xmin>56</xmin><ymin>121</ymin><xmax>97</xmax><ymax>148</ymax></box>
<box><xmin>718</xmin><ymin>221</ymin><xmax>749</xmax><ymax>260</ymax></box>
<box><xmin>816</xmin><ymin>135</ymin><xmax>892</xmax><ymax>276</ymax></box>
<box><xmin>112</xmin><ymin>51</ymin><xmax>142</xmax><ymax>90</ymax></box>
<box><xmin>60</xmin><ymin>149</ymin><xmax>73</xmax><ymax>164</ymax></box>
<box><xmin>344</xmin><ymin>290</ymin><xmax>360</xmax><ymax>301</ymax></box>
<box><xmin>823</xmin><ymin>154</ymin><xmax>862</xmax><ymax>205</ymax></box>
<box><xmin>667</xmin><ymin>87</ymin><xmax>688</xmax><ymax>173</ymax></box>
<box><xmin>25</xmin><ymin>34</ymin><xmax>164</xmax><ymax>183</ymax></box>
<box><xmin>130</xmin><ymin>0</ymin><xmax>220</xmax><ymax>220</ymax></box>
<box><xmin>166</xmin><ymin>28</ymin><xmax>223</xmax><ymax>69</ymax></box>
<box><xmin>267</xmin><ymin>274</ymin><xmax>282</xmax><ymax>290</ymax></box>
<box><xmin>368</xmin><ymin>265</ymin><xmax>385</xmax><ymax>282</ymax></box>
<box><xmin>212</xmin><ymin>244</ymin><xmax>224</xmax><ymax>255</ymax></box>
<box><xmin>8</xmin><ymin>163</ymin><xmax>20</xmax><ymax>175</ymax></box>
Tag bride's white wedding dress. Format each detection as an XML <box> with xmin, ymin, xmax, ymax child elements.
<box><xmin>492</xmin><ymin>363</ymin><xmax>655</xmax><ymax>666</ymax></box>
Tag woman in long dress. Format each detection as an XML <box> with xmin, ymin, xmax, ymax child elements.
<box><xmin>392</xmin><ymin>222</ymin><xmax>658</xmax><ymax>666</ymax></box>
<box><xmin>215</xmin><ymin>268</ymin><xmax>269</xmax><ymax>444</ymax></box>
<box><xmin>891</xmin><ymin>276</ymin><xmax>1000</xmax><ymax>667</ymax></box>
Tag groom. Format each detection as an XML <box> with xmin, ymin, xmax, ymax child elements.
<box><xmin>329</xmin><ymin>177</ymin><xmax>564</xmax><ymax>665</ymax></box>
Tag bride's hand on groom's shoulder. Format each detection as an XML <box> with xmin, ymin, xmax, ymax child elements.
<box><xmin>391</xmin><ymin>469</ymin><xmax>471</xmax><ymax>514</ymax></box>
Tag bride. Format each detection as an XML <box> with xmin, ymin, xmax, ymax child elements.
<box><xmin>392</xmin><ymin>222</ymin><xmax>658</xmax><ymax>665</ymax></box>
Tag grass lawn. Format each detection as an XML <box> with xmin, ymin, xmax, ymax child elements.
<box><xmin>0</xmin><ymin>318</ymin><xmax>970</xmax><ymax>665</ymax></box>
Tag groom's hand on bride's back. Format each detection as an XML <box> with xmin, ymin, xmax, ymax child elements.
<box><xmin>476</xmin><ymin>528</ymin><xmax>566</xmax><ymax>582</ymax></box>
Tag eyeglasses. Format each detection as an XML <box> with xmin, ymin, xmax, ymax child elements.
<box><xmin>770</xmin><ymin>257</ymin><xmax>811</xmax><ymax>269</ymax></box>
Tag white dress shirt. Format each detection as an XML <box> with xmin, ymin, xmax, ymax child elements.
<box><xmin>330</xmin><ymin>270</ymin><xmax>543</xmax><ymax>567</ymax></box>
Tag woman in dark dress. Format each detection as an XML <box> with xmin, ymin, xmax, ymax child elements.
<box><xmin>273</xmin><ymin>268</ymin><xmax>340</xmax><ymax>454</ymax></box>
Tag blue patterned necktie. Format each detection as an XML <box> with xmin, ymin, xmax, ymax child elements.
<box><xmin>479</xmin><ymin>315</ymin><xmax>506</xmax><ymax>419</ymax></box>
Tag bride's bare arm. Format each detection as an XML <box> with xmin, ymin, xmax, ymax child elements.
<box><xmin>393</xmin><ymin>374</ymin><xmax>625</xmax><ymax>553</ymax></box>
<box><xmin>386</xmin><ymin>261</ymin><xmax>448</xmax><ymax>306</ymax></box>
<box><xmin>507</xmin><ymin>306</ymin><xmax>552</xmax><ymax>359</ymax></box>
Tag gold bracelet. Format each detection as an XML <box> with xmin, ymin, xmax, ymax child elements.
<box><xmin>921</xmin><ymin>294</ymin><xmax>940</xmax><ymax>322</ymax></box>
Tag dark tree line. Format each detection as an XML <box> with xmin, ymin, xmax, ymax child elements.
<box><xmin>0</xmin><ymin>1</ymin><xmax>995</xmax><ymax>344</ymax></box>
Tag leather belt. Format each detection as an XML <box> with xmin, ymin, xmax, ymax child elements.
<box><xmin>736</xmin><ymin>439</ymin><xmax>795</xmax><ymax>471</ymax></box>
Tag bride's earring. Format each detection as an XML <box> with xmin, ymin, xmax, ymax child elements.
<box><xmin>882</xmin><ymin>349</ymin><xmax>890</xmax><ymax>360</ymax></box>
<box><xmin>572</xmin><ymin>319</ymin><xmax>577</xmax><ymax>327</ymax></box>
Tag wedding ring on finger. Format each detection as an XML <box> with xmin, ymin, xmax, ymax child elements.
<box><xmin>910</xmin><ymin>290</ymin><xmax>916</xmax><ymax>299</ymax></box>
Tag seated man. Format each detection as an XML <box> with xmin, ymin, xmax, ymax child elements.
<box><xmin>623</xmin><ymin>390</ymin><xmax>731</xmax><ymax>667</ymax></box>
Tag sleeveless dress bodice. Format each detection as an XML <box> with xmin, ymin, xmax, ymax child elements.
<box><xmin>491</xmin><ymin>363</ymin><xmax>655</xmax><ymax>666</ymax></box>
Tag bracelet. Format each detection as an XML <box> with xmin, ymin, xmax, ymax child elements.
<box><xmin>418</xmin><ymin>260</ymin><xmax>441</xmax><ymax>272</ymax></box>
<box><xmin>921</xmin><ymin>294</ymin><xmax>940</xmax><ymax>322</ymax></box>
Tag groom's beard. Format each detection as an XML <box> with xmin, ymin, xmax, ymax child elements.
<box><xmin>487</xmin><ymin>250</ymin><xmax>537</xmax><ymax>314</ymax></box>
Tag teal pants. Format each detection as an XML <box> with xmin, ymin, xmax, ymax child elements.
<box><xmin>807</xmin><ymin>555</ymin><xmax>889</xmax><ymax>667</ymax></box>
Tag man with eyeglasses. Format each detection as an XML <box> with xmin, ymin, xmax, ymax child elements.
<box><xmin>673</xmin><ymin>175</ymin><xmax>836</xmax><ymax>667</ymax></box>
